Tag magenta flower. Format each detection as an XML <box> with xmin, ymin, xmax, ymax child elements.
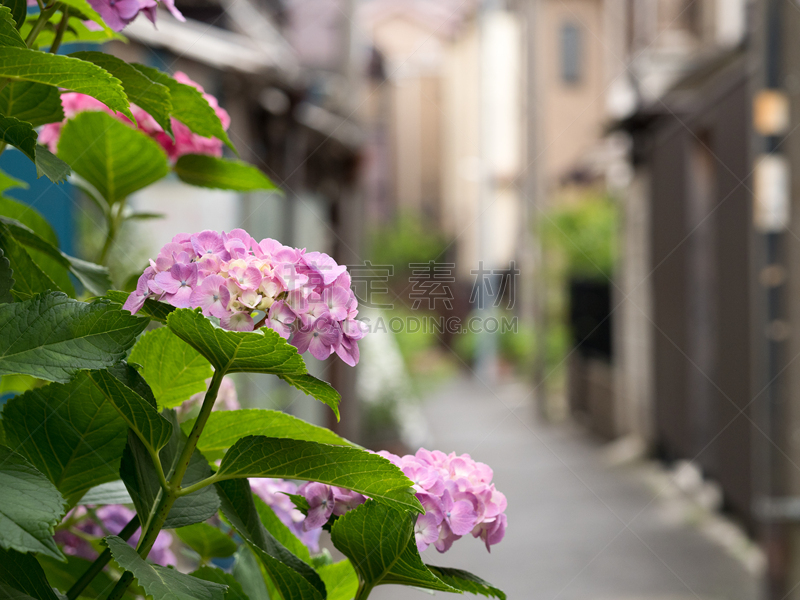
<box><xmin>221</xmin><ymin>311</ymin><xmax>254</xmax><ymax>332</ymax></box>
<box><xmin>291</xmin><ymin>315</ymin><xmax>342</xmax><ymax>360</ymax></box>
<box><xmin>302</xmin><ymin>251</ymin><xmax>347</xmax><ymax>287</ymax></box>
<box><xmin>87</xmin><ymin>0</ymin><xmax>141</xmax><ymax>32</ymax></box>
<box><xmin>151</xmin><ymin>263</ymin><xmax>197</xmax><ymax>308</ymax></box>
<box><xmin>189</xmin><ymin>274</ymin><xmax>230</xmax><ymax>318</ymax></box>
<box><xmin>441</xmin><ymin>489</ymin><xmax>478</xmax><ymax>536</ymax></box>
<box><xmin>191</xmin><ymin>230</ymin><xmax>227</xmax><ymax>258</ymax></box>
<box><xmin>473</xmin><ymin>513</ymin><xmax>507</xmax><ymax>552</ymax></box>
<box><xmin>334</xmin><ymin>335</ymin><xmax>359</xmax><ymax>367</ymax></box>
<box><xmin>226</xmin><ymin>263</ymin><xmax>263</xmax><ymax>291</ymax></box>
<box><xmin>415</xmin><ymin>513</ymin><xmax>441</xmax><ymax>552</ymax></box>
<box><xmin>319</xmin><ymin>285</ymin><xmax>352</xmax><ymax>321</ymax></box>
<box><xmin>123</xmin><ymin>266</ymin><xmax>155</xmax><ymax>314</ymax></box>
<box><xmin>124</xmin><ymin>229</ymin><xmax>365</xmax><ymax>366</ymax></box>
<box><xmin>299</xmin><ymin>482</ymin><xmax>335</xmax><ymax>530</ymax></box>
<box><xmin>250</xmin><ymin>478</ymin><xmax>321</xmax><ymax>552</ymax></box>
<box><xmin>267</xmin><ymin>301</ymin><xmax>296</xmax><ymax>339</ymax></box>
<box><xmin>331</xmin><ymin>487</ymin><xmax>366</xmax><ymax>516</ymax></box>
<box><xmin>54</xmin><ymin>505</ymin><xmax>175</xmax><ymax>566</ymax></box>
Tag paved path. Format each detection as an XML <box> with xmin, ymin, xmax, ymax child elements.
<box><xmin>370</xmin><ymin>377</ymin><xmax>762</xmax><ymax>600</ymax></box>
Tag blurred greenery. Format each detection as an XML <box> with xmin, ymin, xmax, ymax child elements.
<box><xmin>368</xmin><ymin>212</ymin><xmax>449</xmax><ymax>279</ymax></box>
<box><xmin>538</xmin><ymin>191</ymin><xmax>618</xmax><ymax>395</ymax></box>
<box><xmin>540</xmin><ymin>193</ymin><xmax>618</xmax><ymax>279</ymax></box>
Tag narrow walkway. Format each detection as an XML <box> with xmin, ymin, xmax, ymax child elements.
<box><xmin>371</xmin><ymin>377</ymin><xmax>762</xmax><ymax>600</ymax></box>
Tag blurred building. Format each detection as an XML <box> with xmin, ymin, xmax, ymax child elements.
<box><xmin>357</xmin><ymin>0</ymin><xmax>523</xmax><ymax>285</ymax></box>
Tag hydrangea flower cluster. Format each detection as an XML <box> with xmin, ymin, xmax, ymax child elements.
<box><xmin>250</xmin><ymin>478</ymin><xmax>322</xmax><ymax>553</ymax></box>
<box><xmin>123</xmin><ymin>229</ymin><xmax>365</xmax><ymax>365</ymax></box>
<box><xmin>54</xmin><ymin>505</ymin><xmax>175</xmax><ymax>566</ymax></box>
<box><xmin>40</xmin><ymin>73</ymin><xmax>229</xmax><ymax>162</ymax></box>
<box><xmin>297</xmin><ymin>448</ymin><xmax>507</xmax><ymax>553</ymax></box>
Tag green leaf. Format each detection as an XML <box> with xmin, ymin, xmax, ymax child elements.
<box><xmin>120</xmin><ymin>410</ymin><xmax>219</xmax><ymax>529</ymax></box>
<box><xmin>29</xmin><ymin>15</ymin><xmax>124</xmax><ymax>48</ymax></box>
<box><xmin>0</xmin><ymin>582</ymin><xmax>37</xmax><ymax>600</ymax></box>
<box><xmin>0</xmin><ymin>207</ymin><xmax>74</xmax><ymax>296</ymax></box>
<box><xmin>167</xmin><ymin>308</ymin><xmax>305</xmax><ymax>375</ymax></box>
<box><xmin>0</xmin><ymin>215</ymin><xmax>111</xmax><ymax>296</ymax></box>
<box><xmin>216</xmin><ymin>478</ymin><xmax>325</xmax><ymax>600</ymax></box>
<box><xmin>0</xmin><ymin>167</ymin><xmax>27</xmax><ymax>192</ymax></box>
<box><xmin>0</xmin><ymin>292</ymin><xmax>148</xmax><ymax>382</ymax></box>
<box><xmin>0</xmin><ymin>196</ymin><xmax>56</xmax><ymax>245</ymax></box>
<box><xmin>277</xmin><ymin>374</ymin><xmax>341</xmax><ymax>420</ymax></box>
<box><xmin>58</xmin><ymin>111</ymin><xmax>168</xmax><ymax>205</ymax></box>
<box><xmin>190</xmin><ymin>568</ymin><xmax>248</xmax><ymax>600</ymax></box>
<box><xmin>0</xmin><ymin>247</ymin><xmax>13</xmax><ymax>303</ymax></box>
<box><xmin>70</xmin><ymin>52</ymin><xmax>172</xmax><ymax>134</ymax></box>
<box><xmin>0</xmin><ymin>548</ymin><xmax>60</xmax><ymax>600</ymax></box>
<box><xmin>0</xmin><ymin>445</ymin><xmax>66</xmax><ymax>560</ymax></box>
<box><xmin>85</xmin><ymin>368</ymin><xmax>173</xmax><ymax>453</ymax></box>
<box><xmin>38</xmin><ymin>554</ymin><xmax>130</xmax><ymax>600</ymax></box>
<box><xmin>79</xmin><ymin>480</ymin><xmax>132</xmax><ymax>506</ymax></box>
<box><xmin>105</xmin><ymin>290</ymin><xmax>175</xmax><ymax>323</ymax></box>
<box><xmin>167</xmin><ymin>310</ymin><xmax>341</xmax><ymax>416</ymax></box>
<box><xmin>132</xmin><ymin>64</ymin><xmax>233</xmax><ymax>152</ymax></box>
<box><xmin>2</xmin><ymin>371</ymin><xmax>130</xmax><ymax>504</ymax></box>
<box><xmin>188</xmin><ymin>408</ymin><xmax>355</xmax><ymax>462</ymax></box>
<box><xmin>128</xmin><ymin>327</ymin><xmax>213</xmax><ymax>410</ymax></box>
<box><xmin>57</xmin><ymin>0</ymin><xmax>116</xmax><ymax>37</ymax></box>
<box><xmin>125</xmin><ymin>212</ymin><xmax>164</xmax><ymax>221</ymax></box>
<box><xmin>0</xmin><ymin>82</ymin><xmax>64</xmax><ymax>127</ymax></box>
<box><xmin>106</xmin><ymin>535</ymin><xmax>228</xmax><ymax>600</ymax></box>
<box><xmin>0</xmin><ymin>115</ymin><xmax>36</xmax><ymax>160</ymax></box>
<box><xmin>0</xmin><ymin>5</ymin><xmax>24</xmax><ymax>48</ymax></box>
<box><xmin>174</xmin><ymin>155</ymin><xmax>276</xmax><ymax>191</ymax></box>
<box><xmin>34</xmin><ymin>145</ymin><xmax>70</xmax><ymax>183</ymax></box>
<box><xmin>232</xmin><ymin>547</ymin><xmax>268</xmax><ymax>600</ymax></box>
<box><xmin>0</xmin><ymin>373</ymin><xmax>36</xmax><ymax>395</ymax></box>
<box><xmin>176</xmin><ymin>523</ymin><xmax>238</xmax><ymax>562</ymax></box>
<box><xmin>1</xmin><ymin>0</ymin><xmax>26</xmax><ymax>30</ymax></box>
<box><xmin>216</xmin><ymin>436</ymin><xmax>421</xmax><ymax>513</ymax></box>
<box><xmin>253</xmin><ymin>496</ymin><xmax>311</xmax><ymax>565</ymax></box>
<box><xmin>0</xmin><ymin>226</ymin><xmax>62</xmax><ymax>299</ymax></box>
<box><xmin>0</xmin><ymin>47</ymin><xmax>130</xmax><ymax>118</ymax></box>
<box><xmin>426</xmin><ymin>567</ymin><xmax>506</xmax><ymax>599</ymax></box>
<box><xmin>316</xmin><ymin>561</ymin><xmax>359</xmax><ymax>600</ymax></box>
<box><xmin>330</xmin><ymin>500</ymin><xmax>456</xmax><ymax>595</ymax></box>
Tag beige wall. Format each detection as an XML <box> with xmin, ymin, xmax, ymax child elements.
<box><xmin>538</xmin><ymin>0</ymin><xmax>606</xmax><ymax>190</ymax></box>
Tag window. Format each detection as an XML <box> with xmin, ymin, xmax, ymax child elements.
<box><xmin>560</xmin><ymin>22</ymin><xmax>582</xmax><ymax>84</ymax></box>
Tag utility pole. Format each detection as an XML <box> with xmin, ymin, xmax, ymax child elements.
<box><xmin>752</xmin><ymin>0</ymin><xmax>792</xmax><ymax>594</ymax></box>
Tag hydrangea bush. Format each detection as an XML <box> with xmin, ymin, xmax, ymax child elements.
<box><xmin>0</xmin><ymin>2</ymin><xmax>506</xmax><ymax>599</ymax></box>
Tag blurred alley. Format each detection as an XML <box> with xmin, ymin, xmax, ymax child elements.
<box><xmin>372</xmin><ymin>376</ymin><xmax>762</xmax><ymax>600</ymax></box>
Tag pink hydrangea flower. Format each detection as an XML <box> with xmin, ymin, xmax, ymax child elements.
<box><xmin>83</xmin><ymin>0</ymin><xmax>182</xmax><ymax>31</ymax></box>
<box><xmin>294</xmin><ymin>448</ymin><xmax>507</xmax><ymax>554</ymax></box>
<box><xmin>250</xmin><ymin>478</ymin><xmax>321</xmax><ymax>552</ymax></box>
<box><xmin>39</xmin><ymin>73</ymin><xmax>228</xmax><ymax>162</ymax></box>
<box><xmin>54</xmin><ymin>505</ymin><xmax>175</xmax><ymax>565</ymax></box>
<box><xmin>123</xmin><ymin>229</ymin><xmax>365</xmax><ymax>366</ymax></box>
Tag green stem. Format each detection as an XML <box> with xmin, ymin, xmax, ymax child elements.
<box><xmin>49</xmin><ymin>10</ymin><xmax>70</xmax><ymax>54</ymax></box>
<box><xmin>174</xmin><ymin>472</ymin><xmax>220</xmax><ymax>497</ymax></box>
<box><xmin>25</xmin><ymin>4</ymin><xmax>58</xmax><ymax>48</ymax></box>
<box><xmin>148</xmin><ymin>445</ymin><xmax>169</xmax><ymax>493</ymax></box>
<box><xmin>104</xmin><ymin>370</ymin><xmax>226</xmax><ymax>600</ymax></box>
<box><xmin>98</xmin><ymin>202</ymin><xmax>124</xmax><ymax>265</ymax></box>
<box><xmin>354</xmin><ymin>579</ymin><xmax>374</xmax><ymax>600</ymax></box>
<box><xmin>66</xmin><ymin>515</ymin><xmax>139</xmax><ymax>600</ymax></box>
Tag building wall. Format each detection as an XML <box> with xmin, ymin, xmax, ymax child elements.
<box><xmin>538</xmin><ymin>0</ymin><xmax>606</xmax><ymax>188</ymax></box>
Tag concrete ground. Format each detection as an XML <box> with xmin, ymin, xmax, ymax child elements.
<box><xmin>370</xmin><ymin>377</ymin><xmax>763</xmax><ymax>600</ymax></box>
